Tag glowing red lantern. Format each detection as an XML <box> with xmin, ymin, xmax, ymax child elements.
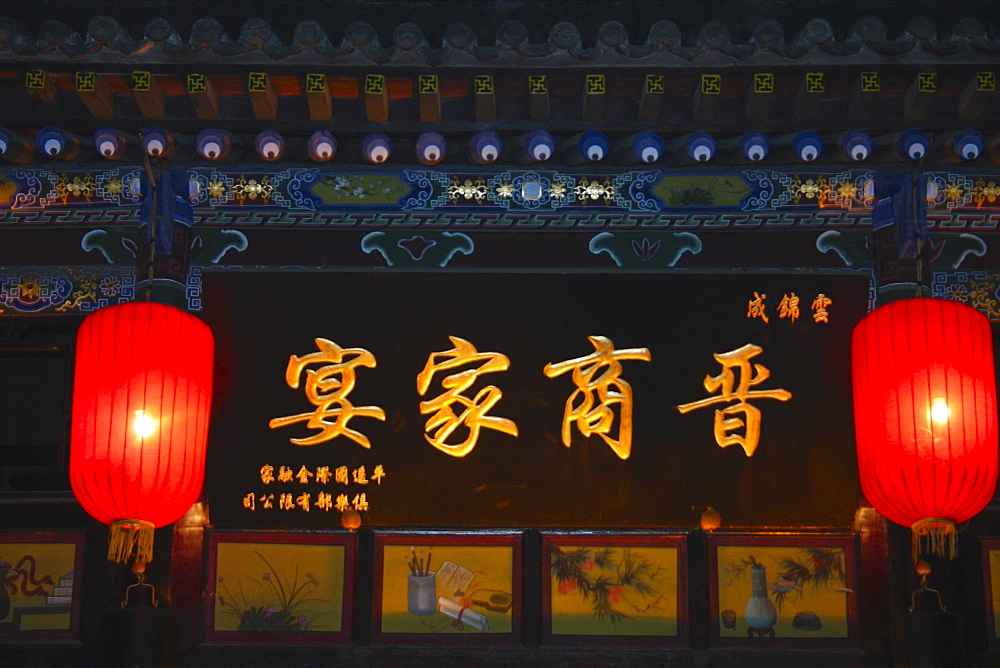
<box><xmin>70</xmin><ymin>301</ymin><xmax>214</xmax><ymax>565</ymax></box>
<box><xmin>852</xmin><ymin>297</ymin><xmax>998</xmax><ymax>560</ymax></box>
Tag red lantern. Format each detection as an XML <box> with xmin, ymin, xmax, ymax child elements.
<box><xmin>852</xmin><ymin>297</ymin><xmax>998</xmax><ymax>560</ymax></box>
<box><xmin>70</xmin><ymin>301</ymin><xmax>214</xmax><ymax>565</ymax></box>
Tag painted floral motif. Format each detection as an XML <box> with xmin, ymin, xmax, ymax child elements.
<box><xmin>207</xmin><ymin>179</ymin><xmax>228</xmax><ymax>199</ymax></box>
<box><xmin>971</xmin><ymin>179</ymin><xmax>1000</xmax><ymax>208</ymax></box>
<box><xmin>313</xmin><ymin>174</ymin><xmax>406</xmax><ymax>205</ymax></box>
<box><xmin>551</xmin><ymin>546</ymin><xmax>665</xmax><ymax>626</ymax></box>
<box><xmin>217</xmin><ymin>550</ymin><xmax>330</xmax><ymax>632</ymax></box>
<box><xmin>574</xmin><ymin>178</ymin><xmax>617</xmax><ymax>203</ymax></box>
<box><xmin>943</xmin><ymin>283</ymin><xmax>969</xmax><ymax>303</ymax></box>
<box><xmin>723</xmin><ymin>548</ymin><xmax>846</xmax><ymax>614</ymax></box>
<box><xmin>232</xmin><ymin>175</ymin><xmax>274</xmax><ymax>204</ymax></box>
<box><xmin>656</xmin><ymin>175</ymin><xmax>751</xmax><ymax>207</ymax></box>
<box><xmin>449</xmin><ymin>178</ymin><xmax>489</xmax><ymax>202</ymax></box>
<box><xmin>54</xmin><ymin>172</ymin><xmax>96</xmax><ymax>203</ymax></box>
<box><xmin>99</xmin><ymin>276</ymin><xmax>122</xmax><ymax>297</ymax></box>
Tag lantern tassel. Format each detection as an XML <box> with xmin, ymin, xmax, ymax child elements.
<box><xmin>911</xmin><ymin>518</ymin><xmax>957</xmax><ymax>562</ymax></box>
<box><xmin>108</xmin><ymin>519</ymin><xmax>156</xmax><ymax>565</ymax></box>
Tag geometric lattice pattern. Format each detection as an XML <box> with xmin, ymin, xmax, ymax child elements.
<box><xmin>25</xmin><ymin>69</ymin><xmax>46</xmax><ymax>89</ymax></box>
<box><xmin>918</xmin><ymin>72</ymin><xmax>937</xmax><ymax>93</ymax></box>
<box><xmin>248</xmin><ymin>72</ymin><xmax>268</xmax><ymax>93</ymax></box>
<box><xmin>645</xmin><ymin>75</ymin><xmax>664</xmax><ymax>94</ymax></box>
<box><xmin>754</xmin><ymin>73</ymin><xmax>774</xmax><ymax>94</ymax></box>
<box><xmin>701</xmin><ymin>74</ymin><xmax>721</xmax><ymax>95</ymax></box>
<box><xmin>365</xmin><ymin>74</ymin><xmax>385</xmax><ymax>95</ymax></box>
<box><xmin>860</xmin><ymin>71</ymin><xmax>880</xmax><ymax>93</ymax></box>
<box><xmin>131</xmin><ymin>70</ymin><xmax>152</xmax><ymax>92</ymax></box>
<box><xmin>977</xmin><ymin>71</ymin><xmax>996</xmax><ymax>92</ymax></box>
<box><xmin>528</xmin><ymin>75</ymin><xmax>547</xmax><ymax>95</ymax></box>
<box><xmin>805</xmin><ymin>72</ymin><xmax>824</xmax><ymax>93</ymax></box>
<box><xmin>75</xmin><ymin>71</ymin><xmax>95</xmax><ymax>92</ymax></box>
<box><xmin>475</xmin><ymin>75</ymin><xmax>494</xmax><ymax>95</ymax></box>
<box><xmin>187</xmin><ymin>73</ymin><xmax>207</xmax><ymax>93</ymax></box>
<box><xmin>305</xmin><ymin>73</ymin><xmax>326</xmax><ymax>94</ymax></box>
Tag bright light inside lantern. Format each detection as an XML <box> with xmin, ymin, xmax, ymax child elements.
<box><xmin>930</xmin><ymin>398</ymin><xmax>951</xmax><ymax>424</ymax></box>
<box><xmin>133</xmin><ymin>409</ymin><xmax>157</xmax><ymax>438</ymax></box>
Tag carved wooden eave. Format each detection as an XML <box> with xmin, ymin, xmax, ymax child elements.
<box><xmin>0</xmin><ymin>10</ymin><xmax>998</xmax><ymax>145</ymax></box>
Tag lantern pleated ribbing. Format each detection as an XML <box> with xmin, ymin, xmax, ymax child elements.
<box><xmin>852</xmin><ymin>297</ymin><xmax>998</xmax><ymax>561</ymax></box>
<box><xmin>70</xmin><ymin>301</ymin><xmax>214</xmax><ymax>566</ymax></box>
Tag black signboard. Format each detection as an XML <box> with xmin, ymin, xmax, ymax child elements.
<box><xmin>203</xmin><ymin>271</ymin><xmax>869</xmax><ymax>529</ymax></box>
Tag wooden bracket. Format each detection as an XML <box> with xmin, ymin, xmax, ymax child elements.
<box><xmin>75</xmin><ymin>71</ymin><xmax>115</xmax><ymax>120</ymax></box>
<box><xmin>639</xmin><ymin>74</ymin><xmax>665</xmax><ymax>122</ymax></box>
<box><xmin>694</xmin><ymin>74</ymin><xmax>721</xmax><ymax>123</ymax></box>
<box><xmin>130</xmin><ymin>71</ymin><xmax>164</xmax><ymax>120</ymax></box>
<box><xmin>904</xmin><ymin>72</ymin><xmax>937</xmax><ymax>123</ymax></box>
<box><xmin>365</xmin><ymin>74</ymin><xmax>389</xmax><ymax>123</ymax></box>
<box><xmin>305</xmin><ymin>73</ymin><xmax>332</xmax><ymax>122</ymax></box>
<box><xmin>848</xmin><ymin>71</ymin><xmax>880</xmax><ymax>122</ymax></box>
<box><xmin>418</xmin><ymin>74</ymin><xmax>441</xmax><ymax>123</ymax></box>
<box><xmin>745</xmin><ymin>73</ymin><xmax>774</xmax><ymax>124</ymax></box>
<box><xmin>582</xmin><ymin>74</ymin><xmax>605</xmax><ymax>122</ymax></box>
<box><xmin>248</xmin><ymin>72</ymin><xmax>277</xmax><ymax>121</ymax></box>
<box><xmin>528</xmin><ymin>75</ymin><xmax>549</xmax><ymax>122</ymax></box>
<box><xmin>474</xmin><ymin>75</ymin><xmax>496</xmax><ymax>123</ymax></box>
<box><xmin>25</xmin><ymin>69</ymin><xmax>57</xmax><ymax>103</ymax></box>
<box><xmin>958</xmin><ymin>71</ymin><xmax>994</xmax><ymax>120</ymax></box>
<box><xmin>794</xmin><ymin>72</ymin><xmax>825</xmax><ymax>122</ymax></box>
<box><xmin>187</xmin><ymin>73</ymin><xmax>219</xmax><ymax>120</ymax></box>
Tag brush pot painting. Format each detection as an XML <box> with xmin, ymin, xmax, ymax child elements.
<box><xmin>407</xmin><ymin>571</ymin><xmax>437</xmax><ymax>616</ymax></box>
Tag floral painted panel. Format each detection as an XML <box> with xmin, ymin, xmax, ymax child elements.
<box><xmin>715</xmin><ymin>542</ymin><xmax>854</xmax><ymax>641</ymax></box>
<box><xmin>549</xmin><ymin>544</ymin><xmax>679</xmax><ymax>637</ymax></box>
<box><xmin>207</xmin><ymin>534</ymin><xmax>353</xmax><ymax>641</ymax></box>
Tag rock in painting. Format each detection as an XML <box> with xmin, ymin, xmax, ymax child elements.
<box><xmin>792</xmin><ymin>610</ymin><xmax>822</xmax><ymax>631</ymax></box>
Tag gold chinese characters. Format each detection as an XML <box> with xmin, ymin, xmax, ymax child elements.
<box><xmin>676</xmin><ymin>343</ymin><xmax>792</xmax><ymax>457</ymax></box>
<box><xmin>543</xmin><ymin>336</ymin><xmax>651</xmax><ymax>460</ymax></box>
<box><xmin>269</xmin><ymin>338</ymin><xmax>386</xmax><ymax>448</ymax></box>
<box><xmin>417</xmin><ymin>336</ymin><xmax>518</xmax><ymax>458</ymax></box>
<box><xmin>748</xmin><ymin>292</ymin><xmax>833</xmax><ymax>324</ymax></box>
<box><xmin>269</xmin><ymin>334</ymin><xmax>795</xmax><ymax>459</ymax></box>
<box><xmin>244</xmin><ymin>462</ymin><xmax>385</xmax><ymax>513</ymax></box>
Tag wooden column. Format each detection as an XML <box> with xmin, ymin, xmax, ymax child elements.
<box><xmin>130</xmin><ymin>70</ymin><xmax>165</xmax><ymax>120</ymax></box>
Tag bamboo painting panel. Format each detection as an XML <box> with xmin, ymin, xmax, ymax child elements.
<box><xmin>709</xmin><ymin>535</ymin><xmax>858</xmax><ymax>646</ymax></box>
<box><xmin>374</xmin><ymin>534</ymin><xmax>520</xmax><ymax>641</ymax></box>
<box><xmin>206</xmin><ymin>532</ymin><xmax>353</xmax><ymax>641</ymax></box>
<box><xmin>544</xmin><ymin>535</ymin><xmax>686</xmax><ymax>642</ymax></box>
<box><xmin>0</xmin><ymin>533</ymin><xmax>82</xmax><ymax>637</ymax></box>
